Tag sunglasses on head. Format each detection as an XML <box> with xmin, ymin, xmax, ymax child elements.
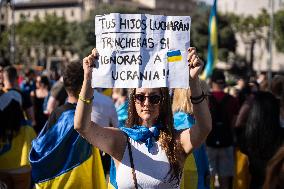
<box><xmin>134</xmin><ymin>94</ymin><xmax>162</xmax><ymax>105</ymax></box>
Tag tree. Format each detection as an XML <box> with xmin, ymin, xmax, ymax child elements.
<box><xmin>15</xmin><ymin>14</ymin><xmax>70</xmax><ymax>65</ymax></box>
<box><xmin>0</xmin><ymin>30</ymin><xmax>10</xmax><ymax>60</ymax></box>
<box><xmin>191</xmin><ymin>8</ymin><xmax>236</xmax><ymax>63</ymax></box>
<box><xmin>228</xmin><ymin>10</ymin><xmax>270</xmax><ymax>75</ymax></box>
<box><xmin>275</xmin><ymin>10</ymin><xmax>284</xmax><ymax>53</ymax></box>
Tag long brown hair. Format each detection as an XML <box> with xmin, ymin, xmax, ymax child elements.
<box><xmin>126</xmin><ymin>88</ymin><xmax>182</xmax><ymax>183</ymax></box>
<box><xmin>263</xmin><ymin>146</ymin><xmax>284</xmax><ymax>189</ymax></box>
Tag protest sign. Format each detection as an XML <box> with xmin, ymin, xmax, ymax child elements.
<box><xmin>92</xmin><ymin>13</ymin><xmax>191</xmax><ymax>88</ymax></box>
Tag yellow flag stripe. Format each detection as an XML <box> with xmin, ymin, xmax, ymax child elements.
<box><xmin>167</xmin><ymin>56</ymin><xmax>182</xmax><ymax>62</ymax></box>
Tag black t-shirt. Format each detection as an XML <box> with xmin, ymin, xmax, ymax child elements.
<box><xmin>7</xmin><ymin>88</ymin><xmax>32</xmax><ymax>110</ymax></box>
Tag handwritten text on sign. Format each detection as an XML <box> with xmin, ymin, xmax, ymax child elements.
<box><xmin>92</xmin><ymin>13</ymin><xmax>191</xmax><ymax>88</ymax></box>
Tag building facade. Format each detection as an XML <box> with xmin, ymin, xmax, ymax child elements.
<box><xmin>7</xmin><ymin>0</ymin><xmax>94</xmax><ymax>24</ymax></box>
<box><xmin>218</xmin><ymin>0</ymin><xmax>284</xmax><ymax>72</ymax></box>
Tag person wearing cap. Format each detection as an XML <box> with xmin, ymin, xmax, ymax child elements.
<box><xmin>206</xmin><ymin>69</ymin><xmax>239</xmax><ymax>189</ymax></box>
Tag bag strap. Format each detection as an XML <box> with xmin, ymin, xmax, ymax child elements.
<box><xmin>127</xmin><ymin>137</ymin><xmax>138</xmax><ymax>189</ymax></box>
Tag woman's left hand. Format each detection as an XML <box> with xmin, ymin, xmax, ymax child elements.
<box><xmin>187</xmin><ymin>47</ymin><xmax>204</xmax><ymax>81</ymax></box>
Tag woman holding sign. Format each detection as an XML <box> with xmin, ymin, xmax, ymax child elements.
<box><xmin>74</xmin><ymin>47</ymin><xmax>212</xmax><ymax>188</ymax></box>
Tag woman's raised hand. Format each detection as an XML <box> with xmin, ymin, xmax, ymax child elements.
<box><xmin>187</xmin><ymin>47</ymin><xmax>204</xmax><ymax>81</ymax></box>
<box><xmin>82</xmin><ymin>48</ymin><xmax>99</xmax><ymax>80</ymax></box>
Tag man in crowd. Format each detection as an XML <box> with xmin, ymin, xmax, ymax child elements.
<box><xmin>2</xmin><ymin>66</ymin><xmax>35</xmax><ymax>126</ymax></box>
<box><xmin>206</xmin><ymin>69</ymin><xmax>239</xmax><ymax>189</ymax></box>
<box><xmin>29</xmin><ymin>60</ymin><xmax>106</xmax><ymax>189</ymax></box>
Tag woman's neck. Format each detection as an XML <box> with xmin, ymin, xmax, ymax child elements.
<box><xmin>141</xmin><ymin>120</ymin><xmax>157</xmax><ymax>128</ymax></box>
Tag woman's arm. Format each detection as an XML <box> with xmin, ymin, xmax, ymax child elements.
<box><xmin>179</xmin><ymin>47</ymin><xmax>212</xmax><ymax>155</ymax></box>
<box><xmin>74</xmin><ymin>48</ymin><xmax>126</xmax><ymax>161</ymax></box>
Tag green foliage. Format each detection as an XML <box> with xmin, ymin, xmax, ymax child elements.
<box><xmin>275</xmin><ymin>10</ymin><xmax>284</xmax><ymax>53</ymax></box>
<box><xmin>227</xmin><ymin>10</ymin><xmax>270</xmax><ymax>75</ymax></box>
<box><xmin>191</xmin><ymin>9</ymin><xmax>237</xmax><ymax>62</ymax></box>
<box><xmin>0</xmin><ymin>30</ymin><xmax>10</xmax><ymax>59</ymax></box>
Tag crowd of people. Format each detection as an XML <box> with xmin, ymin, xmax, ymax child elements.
<box><xmin>0</xmin><ymin>47</ymin><xmax>284</xmax><ymax>189</ymax></box>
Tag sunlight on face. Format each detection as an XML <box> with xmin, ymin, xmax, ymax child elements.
<box><xmin>135</xmin><ymin>88</ymin><xmax>161</xmax><ymax>126</ymax></box>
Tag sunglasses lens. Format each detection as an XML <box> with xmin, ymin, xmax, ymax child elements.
<box><xmin>149</xmin><ymin>95</ymin><xmax>161</xmax><ymax>104</ymax></box>
<box><xmin>134</xmin><ymin>94</ymin><xmax>145</xmax><ymax>103</ymax></box>
<box><xmin>134</xmin><ymin>94</ymin><xmax>161</xmax><ymax>105</ymax></box>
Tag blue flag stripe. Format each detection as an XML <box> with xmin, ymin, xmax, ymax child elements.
<box><xmin>29</xmin><ymin>110</ymin><xmax>93</xmax><ymax>183</ymax></box>
<box><xmin>167</xmin><ymin>50</ymin><xmax>181</xmax><ymax>57</ymax></box>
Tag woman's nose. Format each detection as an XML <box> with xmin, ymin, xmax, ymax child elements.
<box><xmin>143</xmin><ymin>97</ymin><xmax>150</xmax><ymax>106</ymax></box>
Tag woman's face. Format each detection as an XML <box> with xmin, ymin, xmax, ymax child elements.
<box><xmin>134</xmin><ymin>88</ymin><xmax>162</xmax><ymax>126</ymax></box>
<box><xmin>36</xmin><ymin>76</ymin><xmax>42</xmax><ymax>88</ymax></box>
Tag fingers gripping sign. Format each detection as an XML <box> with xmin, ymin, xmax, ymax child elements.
<box><xmin>187</xmin><ymin>47</ymin><xmax>204</xmax><ymax>81</ymax></box>
<box><xmin>83</xmin><ymin>48</ymin><xmax>99</xmax><ymax>80</ymax></box>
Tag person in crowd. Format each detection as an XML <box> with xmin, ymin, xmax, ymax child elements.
<box><xmin>29</xmin><ymin>60</ymin><xmax>106</xmax><ymax>189</ymax></box>
<box><xmin>263</xmin><ymin>145</ymin><xmax>284</xmax><ymax>189</ymax></box>
<box><xmin>91</xmin><ymin>88</ymin><xmax>118</xmax><ymax>176</ymax></box>
<box><xmin>112</xmin><ymin>88</ymin><xmax>129</xmax><ymax>127</ymax></box>
<box><xmin>271</xmin><ymin>75</ymin><xmax>284</xmax><ymax>128</ymax></box>
<box><xmin>2</xmin><ymin>66</ymin><xmax>35</xmax><ymax>126</ymax></box>
<box><xmin>46</xmin><ymin>75</ymin><xmax>67</xmax><ymax>115</ymax></box>
<box><xmin>0</xmin><ymin>70</ymin><xmax>36</xmax><ymax>189</ymax></box>
<box><xmin>233</xmin><ymin>80</ymin><xmax>257</xmax><ymax>189</ymax></box>
<box><xmin>30</xmin><ymin>75</ymin><xmax>50</xmax><ymax>134</ymax></box>
<box><xmin>206</xmin><ymin>69</ymin><xmax>239</xmax><ymax>189</ymax></box>
<box><xmin>256</xmin><ymin>72</ymin><xmax>269</xmax><ymax>91</ymax></box>
<box><xmin>172</xmin><ymin>82</ymin><xmax>211</xmax><ymax>189</ymax></box>
<box><xmin>20</xmin><ymin>68</ymin><xmax>36</xmax><ymax>95</ymax></box>
<box><xmin>240</xmin><ymin>91</ymin><xmax>284</xmax><ymax>189</ymax></box>
<box><xmin>0</xmin><ymin>58</ymin><xmax>10</xmax><ymax>91</ymax></box>
<box><xmin>74</xmin><ymin>47</ymin><xmax>212</xmax><ymax>188</ymax></box>
<box><xmin>91</xmin><ymin>89</ymin><xmax>118</xmax><ymax>128</ymax></box>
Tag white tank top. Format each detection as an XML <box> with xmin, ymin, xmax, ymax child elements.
<box><xmin>116</xmin><ymin>138</ymin><xmax>180</xmax><ymax>189</ymax></box>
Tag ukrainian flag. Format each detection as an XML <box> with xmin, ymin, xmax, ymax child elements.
<box><xmin>167</xmin><ymin>50</ymin><xmax>182</xmax><ymax>62</ymax></box>
<box><xmin>201</xmin><ymin>0</ymin><xmax>218</xmax><ymax>80</ymax></box>
<box><xmin>174</xmin><ymin>112</ymin><xmax>210</xmax><ymax>189</ymax></box>
<box><xmin>0</xmin><ymin>125</ymin><xmax>36</xmax><ymax>170</ymax></box>
<box><xmin>29</xmin><ymin>109</ymin><xmax>106</xmax><ymax>189</ymax></box>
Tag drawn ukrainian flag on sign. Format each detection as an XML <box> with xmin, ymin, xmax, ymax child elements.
<box><xmin>167</xmin><ymin>50</ymin><xmax>182</xmax><ymax>62</ymax></box>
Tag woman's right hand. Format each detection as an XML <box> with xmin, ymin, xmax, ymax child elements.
<box><xmin>82</xmin><ymin>48</ymin><xmax>99</xmax><ymax>81</ymax></box>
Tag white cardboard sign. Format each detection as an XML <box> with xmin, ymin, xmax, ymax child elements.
<box><xmin>92</xmin><ymin>13</ymin><xmax>191</xmax><ymax>88</ymax></box>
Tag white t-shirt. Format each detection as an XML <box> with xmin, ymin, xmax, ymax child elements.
<box><xmin>116</xmin><ymin>138</ymin><xmax>180</xmax><ymax>189</ymax></box>
<box><xmin>91</xmin><ymin>90</ymin><xmax>118</xmax><ymax>127</ymax></box>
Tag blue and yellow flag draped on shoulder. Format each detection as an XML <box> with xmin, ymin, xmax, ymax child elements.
<box><xmin>201</xmin><ymin>0</ymin><xmax>218</xmax><ymax>80</ymax></box>
<box><xmin>29</xmin><ymin>107</ymin><xmax>106</xmax><ymax>189</ymax></box>
<box><xmin>174</xmin><ymin>112</ymin><xmax>210</xmax><ymax>189</ymax></box>
<box><xmin>0</xmin><ymin>125</ymin><xmax>36</xmax><ymax>170</ymax></box>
